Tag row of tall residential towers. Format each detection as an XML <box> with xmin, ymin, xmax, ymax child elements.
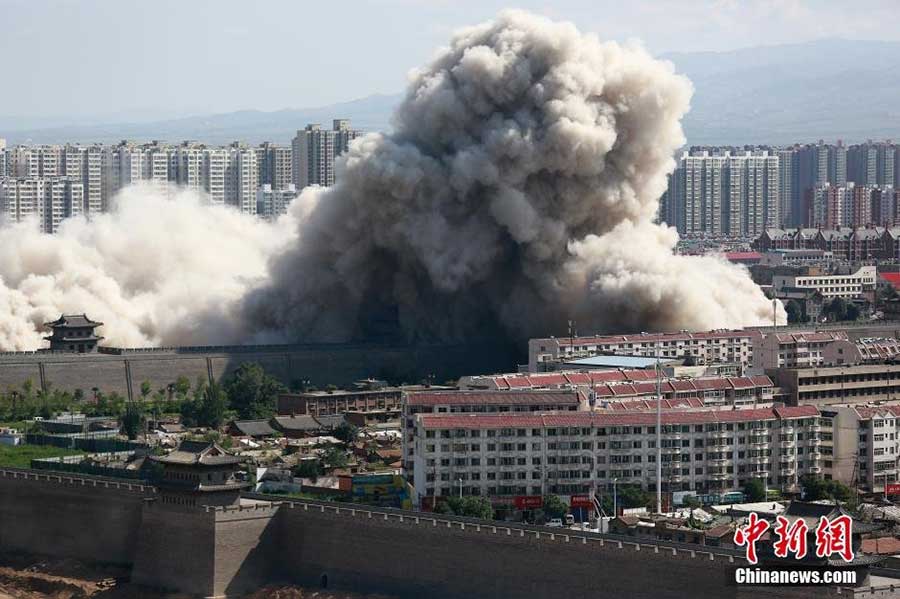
<box><xmin>0</xmin><ymin>119</ymin><xmax>361</xmax><ymax>233</ymax></box>
<box><xmin>660</xmin><ymin>140</ymin><xmax>900</xmax><ymax>237</ymax></box>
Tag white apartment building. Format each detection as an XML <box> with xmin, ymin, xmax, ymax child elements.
<box><xmin>0</xmin><ymin>176</ymin><xmax>83</xmax><ymax>233</ymax></box>
<box><xmin>751</xmin><ymin>331</ymin><xmax>853</xmax><ymax>371</ymax></box>
<box><xmin>668</xmin><ymin>151</ymin><xmax>779</xmax><ymax>235</ymax></box>
<box><xmin>821</xmin><ymin>404</ymin><xmax>900</xmax><ymax>494</ymax></box>
<box><xmin>43</xmin><ymin>178</ymin><xmax>83</xmax><ymax>233</ymax></box>
<box><xmin>175</xmin><ymin>145</ymin><xmax>205</xmax><ymax>191</ymax></box>
<box><xmin>204</xmin><ymin>149</ymin><xmax>228</xmax><ymax>205</ymax></box>
<box><xmin>402</xmin><ymin>390</ymin><xmax>584</xmax><ymax>481</ymax></box>
<box><xmin>527</xmin><ymin>330</ymin><xmax>757</xmax><ymax>373</ymax></box>
<box><xmin>224</xmin><ymin>146</ymin><xmax>258</xmax><ymax>215</ymax></box>
<box><xmin>292</xmin><ymin>119</ymin><xmax>361</xmax><ymax>189</ymax></box>
<box><xmin>256</xmin><ymin>184</ymin><xmax>299</xmax><ymax>220</ymax></box>
<box><xmin>410</xmin><ymin>405</ymin><xmax>823</xmax><ymax>507</ymax></box>
<box><xmin>772</xmin><ymin>265</ymin><xmax>876</xmax><ymax>299</ymax></box>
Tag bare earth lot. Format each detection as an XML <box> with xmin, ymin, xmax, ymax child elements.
<box><xmin>0</xmin><ymin>553</ymin><xmax>394</xmax><ymax>599</ymax></box>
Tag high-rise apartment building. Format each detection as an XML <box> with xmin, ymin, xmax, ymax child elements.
<box><xmin>256</xmin><ymin>143</ymin><xmax>293</xmax><ymax>190</ymax></box>
<box><xmin>204</xmin><ymin>149</ymin><xmax>228</xmax><ymax>205</ymax></box>
<box><xmin>668</xmin><ymin>151</ymin><xmax>778</xmax><ymax>236</ymax></box>
<box><xmin>0</xmin><ymin>176</ymin><xmax>83</xmax><ymax>233</ymax></box>
<box><xmin>175</xmin><ymin>144</ymin><xmax>205</xmax><ymax>192</ymax></box>
<box><xmin>848</xmin><ymin>141</ymin><xmax>895</xmax><ymax>186</ymax></box>
<box><xmin>256</xmin><ymin>184</ymin><xmax>299</xmax><ymax>220</ymax></box>
<box><xmin>292</xmin><ymin>119</ymin><xmax>361</xmax><ymax>189</ymax></box>
<box><xmin>224</xmin><ymin>144</ymin><xmax>258</xmax><ymax>215</ymax></box>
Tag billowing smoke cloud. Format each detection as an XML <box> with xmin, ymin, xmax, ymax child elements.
<box><xmin>0</xmin><ymin>185</ymin><xmax>297</xmax><ymax>350</ymax></box>
<box><xmin>0</xmin><ymin>10</ymin><xmax>781</xmax><ymax>351</ymax></box>
<box><xmin>236</xmin><ymin>10</ymin><xmax>782</xmax><ymax>343</ymax></box>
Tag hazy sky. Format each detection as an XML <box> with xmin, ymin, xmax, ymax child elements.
<box><xmin>3</xmin><ymin>0</ymin><xmax>900</xmax><ymax>120</ymax></box>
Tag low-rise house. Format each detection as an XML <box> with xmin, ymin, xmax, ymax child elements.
<box><xmin>227</xmin><ymin>419</ymin><xmax>277</xmax><ymax>439</ymax></box>
<box><xmin>272</xmin><ymin>414</ymin><xmax>346</xmax><ymax>439</ymax></box>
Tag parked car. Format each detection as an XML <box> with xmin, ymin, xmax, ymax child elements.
<box><xmin>564</xmin><ymin>514</ymin><xmax>575</xmax><ymax>526</ymax></box>
<box><xmin>546</xmin><ymin>518</ymin><xmax>563</xmax><ymax>527</ymax></box>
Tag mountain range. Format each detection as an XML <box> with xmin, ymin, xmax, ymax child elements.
<box><xmin>3</xmin><ymin>38</ymin><xmax>900</xmax><ymax>146</ymax></box>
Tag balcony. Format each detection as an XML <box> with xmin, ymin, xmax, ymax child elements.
<box><xmin>808</xmin><ymin>466</ymin><xmax>822</xmax><ymax>474</ymax></box>
<box><xmin>779</xmin><ymin>440</ymin><xmax>796</xmax><ymax>449</ymax></box>
<box><xmin>709</xmin><ymin>472</ymin><xmax>730</xmax><ymax>480</ymax></box>
<box><xmin>708</xmin><ymin>430</ymin><xmax>729</xmax><ymax>440</ymax></box>
<box><xmin>749</xmin><ymin>470</ymin><xmax>770</xmax><ymax>479</ymax></box>
<box><xmin>750</xmin><ymin>436</ymin><xmax>767</xmax><ymax>446</ymax></box>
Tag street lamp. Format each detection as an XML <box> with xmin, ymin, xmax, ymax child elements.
<box><xmin>457</xmin><ymin>478</ymin><xmax>463</xmax><ymax>498</ymax></box>
<box><xmin>612</xmin><ymin>477</ymin><xmax>618</xmax><ymax>517</ymax></box>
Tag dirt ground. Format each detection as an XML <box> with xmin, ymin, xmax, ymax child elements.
<box><xmin>0</xmin><ymin>554</ymin><xmax>394</xmax><ymax>599</ymax></box>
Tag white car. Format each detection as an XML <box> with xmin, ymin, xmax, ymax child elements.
<box><xmin>546</xmin><ymin>518</ymin><xmax>563</xmax><ymax>527</ymax></box>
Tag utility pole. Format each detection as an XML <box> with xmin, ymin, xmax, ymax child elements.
<box><xmin>656</xmin><ymin>341</ymin><xmax>662</xmax><ymax>514</ymax></box>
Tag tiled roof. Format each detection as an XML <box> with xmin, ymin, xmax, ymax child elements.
<box><xmin>853</xmin><ymin>405</ymin><xmax>900</xmax><ymax>420</ymax></box>
<box><xmin>230</xmin><ymin>419</ymin><xmax>276</xmax><ymax>437</ymax></box>
<box><xmin>773</xmin><ymin>331</ymin><xmax>846</xmax><ymax>343</ymax></box>
<box><xmin>724</xmin><ymin>252</ymin><xmax>762</xmax><ymax>261</ymax></box>
<box><xmin>550</xmin><ymin>329</ymin><xmax>755</xmax><ymax>347</ymax></box>
<box><xmin>406</xmin><ymin>390</ymin><xmax>580</xmax><ymax>407</ymax></box>
<box><xmin>43</xmin><ymin>313</ymin><xmax>103</xmax><ymax>328</ymax></box>
<box><xmin>861</xmin><ymin>537</ymin><xmax>900</xmax><ymax>555</ymax></box>
<box><xmin>152</xmin><ymin>440</ymin><xmax>241</xmax><ymax>466</ymax></box>
<box><xmin>418</xmin><ymin>405</ymin><xmax>819</xmax><ymax>430</ymax></box>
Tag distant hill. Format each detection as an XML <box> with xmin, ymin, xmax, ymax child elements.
<box><xmin>662</xmin><ymin>38</ymin><xmax>900</xmax><ymax>145</ymax></box>
<box><xmin>1</xmin><ymin>94</ymin><xmax>402</xmax><ymax>145</ymax></box>
<box><xmin>4</xmin><ymin>39</ymin><xmax>900</xmax><ymax>146</ymax></box>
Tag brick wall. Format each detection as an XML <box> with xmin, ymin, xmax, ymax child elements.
<box><xmin>131</xmin><ymin>502</ymin><xmax>217</xmax><ymax>596</ymax></box>
<box><xmin>0</xmin><ymin>343</ymin><xmax>514</xmax><ymax>396</ymax></box>
<box><xmin>0</xmin><ymin>469</ymin><xmax>149</xmax><ymax>564</ymax></box>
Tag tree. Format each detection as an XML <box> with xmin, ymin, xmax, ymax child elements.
<box><xmin>121</xmin><ymin>400</ymin><xmax>144</xmax><ymax>440</ymax></box>
<box><xmin>173</xmin><ymin>376</ymin><xmax>191</xmax><ymax>400</ymax></box>
<box><xmin>801</xmin><ymin>476</ymin><xmax>852</xmax><ymax>503</ymax></box>
<box><xmin>140</xmin><ymin>380</ymin><xmax>153</xmax><ymax>400</ymax></box>
<box><xmin>743</xmin><ymin>478</ymin><xmax>766</xmax><ymax>501</ymax></box>
<box><xmin>618</xmin><ymin>485</ymin><xmax>652</xmax><ymax>509</ymax></box>
<box><xmin>293</xmin><ymin>460</ymin><xmax>322</xmax><ymax>479</ymax></box>
<box><xmin>333</xmin><ymin>421</ymin><xmax>359</xmax><ymax>444</ymax></box>
<box><xmin>785</xmin><ymin>300</ymin><xmax>803</xmax><ymax>324</ymax></box>
<box><xmin>224</xmin><ymin>363</ymin><xmax>287</xmax><ymax>420</ymax></box>
<box><xmin>445</xmin><ymin>496</ymin><xmax>494</xmax><ymax>519</ymax></box>
<box><xmin>543</xmin><ymin>494</ymin><xmax>568</xmax><ymax>519</ymax></box>
<box><xmin>197</xmin><ymin>381</ymin><xmax>228</xmax><ymax>429</ymax></box>
<box><xmin>682</xmin><ymin>496</ymin><xmax>702</xmax><ymax>509</ymax></box>
<box><xmin>321</xmin><ymin>446</ymin><xmax>349</xmax><ymax>470</ymax></box>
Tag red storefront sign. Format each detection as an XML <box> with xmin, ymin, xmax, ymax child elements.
<box><xmin>570</xmin><ymin>495</ymin><xmax>593</xmax><ymax>508</ymax></box>
<box><xmin>886</xmin><ymin>483</ymin><xmax>900</xmax><ymax>496</ymax></box>
<box><xmin>514</xmin><ymin>495</ymin><xmax>543</xmax><ymax>509</ymax></box>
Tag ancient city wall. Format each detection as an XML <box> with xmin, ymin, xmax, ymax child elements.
<box><xmin>0</xmin><ymin>474</ymin><xmax>882</xmax><ymax>599</ymax></box>
<box><xmin>0</xmin><ymin>469</ymin><xmax>150</xmax><ymax>565</ymax></box>
<box><xmin>131</xmin><ymin>503</ymin><xmax>217</xmax><ymax>596</ymax></box>
<box><xmin>0</xmin><ymin>342</ymin><xmax>515</xmax><ymax>397</ymax></box>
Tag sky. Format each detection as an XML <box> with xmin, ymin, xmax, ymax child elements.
<box><xmin>3</xmin><ymin>0</ymin><xmax>900</xmax><ymax>121</ymax></box>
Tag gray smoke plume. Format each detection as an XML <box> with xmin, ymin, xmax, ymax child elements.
<box><xmin>0</xmin><ymin>10</ymin><xmax>781</xmax><ymax>352</ymax></box>
<box><xmin>237</xmin><ymin>10</ymin><xmax>781</xmax><ymax>343</ymax></box>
